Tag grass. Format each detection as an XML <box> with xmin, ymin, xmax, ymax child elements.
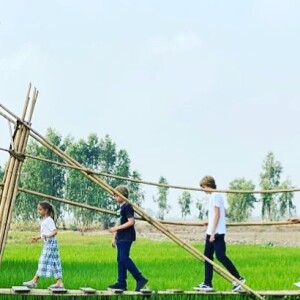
<box><xmin>1</xmin><ymin>231</ymin><xmax>300</xmax><ymax>297</ymax></box>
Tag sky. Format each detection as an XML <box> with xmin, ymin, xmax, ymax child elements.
<box><xmin>1</xmin><ymin>0</ymin><xmax>300</xmax><ymax>219</ymax></box>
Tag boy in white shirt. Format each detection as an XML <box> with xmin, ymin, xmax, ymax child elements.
<box><xmin>194</xmin><ymin>176</ymin><xmax>245</xmax><ymax>292</ymax></box>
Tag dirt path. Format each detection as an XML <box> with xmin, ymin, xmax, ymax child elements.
<box><xmin>135</xmin><ymin>222</ymin><xmax>300</xmax><ymax>246</ymax></box>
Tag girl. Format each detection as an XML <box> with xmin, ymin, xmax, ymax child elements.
<box><xmin>23</xmin><ymin>201</ymin><xmax>64</xmax><ymax>289</ymax></box>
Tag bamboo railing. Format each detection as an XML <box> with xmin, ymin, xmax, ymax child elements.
<box><xmin>0</xmin><ymin>147</ymin><xmax>299</xmax><ymax>195</ymax></box>
<box><xmin>17</xmin><ymin>187</ymin><xmax>298</xmax><ymax>227</ymax></box>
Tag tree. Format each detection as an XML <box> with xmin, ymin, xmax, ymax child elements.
<box><xmin>260</xmin><ymin>152</ymin><xmax>282</xmax><ymax>220</ymax></box>
<box><xmin>259</xmin><ymin>151</ymin><xmax>295</xmax><ymax>220</ymax></box>
<box><xmin>227</xmin><ymin>178</ymin><xmax>256</xmax><ymax>222</ymax></box>
<box><xmin>195</xmin><ymin>198</ymin><xmax>208</xmax><ymax>220</ymax></box>
<box><xmin>16</xmin><ymin>128</ymin><xmax>69</xmax><ymax>222</ymax></box>
<box><xmin>0</xmin><ymin>165</ymin><xmax>4</xmax><ymax>182</ymax></box>
<box><xmin>65</xmin><ymin>133</ymin><xmax>103</xmax><ymax>231</ymax></box>
<box><xmin>178</xmin><ymin>191</ymin><xmax>192</xmax><ymax>219</ymax></box>
<box><xmin>65</xmin><ymin>134</ymin><xmax>145</xmax><ymax>230</ymax></box>
<box><xmin>154</xmin><ymin>176</ymin><xmax>170</xmax><ymax>220</ymax></box>
<box><xmin>127</xmin><ymin>170</ymin><xmax>145</xmax><ymax>207</ymax></box>
<box><xmin>278</xmin><ymin>178</ymin><xmax>296</xmax><ymax>218</ymax></box>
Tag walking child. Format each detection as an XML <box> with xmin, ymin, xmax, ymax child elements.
<box><xmin>108</xmin><ymin>185</ymin><xmax>148</xmax><ymax>291</ymax></box>
<box><xmin>23</xmin><ymin>201</ymin><xmax>64</xmax><ymax>289</ymax></box>
<box><xmin>194</xmin><ymin>176</ymin><xmax>245</xmax><ymax>292</ymax></box>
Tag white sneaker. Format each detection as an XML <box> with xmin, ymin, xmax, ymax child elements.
<box><xmin>23</xmin><ymin>281</ymin><xmax>38</xmax><ymax>288</ymax></box>
<box><xmin>294</xmin><ymin>282</ymin><xmax>300</xmax><ymax>288</ymax></box>
<box><xmin>232</xmin><ymin>277</ymin><xmax>246</xmax><ymax>292</ymax></box>
<box><xmin>194</xmin><ymin>283</ymin><xmax>214</xmax><ymax>292</ymax></box>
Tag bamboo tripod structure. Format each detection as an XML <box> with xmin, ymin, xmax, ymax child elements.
<box><xmin>0</xmin><ymin>84</ymin><xmax>38</xmax><ymax>263</ymax></box>
<box><xmin>0</xmin><ymin>98</ymin><xmax>264</xmax><ymax>300</ymax></box>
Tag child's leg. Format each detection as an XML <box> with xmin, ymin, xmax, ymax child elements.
<box><xmin>214</xmin><ymin>234</ymin><xmax>240</xmax><ymax>279</ymax></box>
<box><xmin>117</xmin><ymin>241</ymin><xmax>129</xmax><ymax>287</ymax></box>
<box><xmin>52</xmin><ymin>241</ymin><xmax>63</xmax><ymax>286</ymax></box>
<box><xmin>117</xmin><ymin>240</ymin><xmax>143</xmax><ymax>282</ymax></box>
<box><xmin>204</xmin><ymin>235</ymin><xmax>215</xmax><ymax>287</ymax></box>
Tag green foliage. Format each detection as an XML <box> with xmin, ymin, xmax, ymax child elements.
<box><xmin>178</xmin><ymin>191</ymin><xmax>192</xmax><ymax>219</ymax></box>
<box><xmin>65</xmin><ymin>133</ymin><xmax>104</xmax><ymax>230</ymax></box>
<box><xmin>0</xmin><ymin>165</ymin><xmax>4</xmax><ymax>182</ymax></box>
<box><xmin>227</xmin><ymin>178</ymin><xmax>256</xmax><ymax>222</ymax></box>
<box><xmin>195</xmin><ymin>198</ymin><xmax>208</xmax><ymax>220</ymax></box>
<box><xmin>260</xmin><ymin>152</ymin><xmax>282</xmax><ymax>220</ymax></box>
<box><xmin>16</xmin><ymin>128</ymin><xmax>69</xmax><ymax>223</ymax></box>
<box><xmin>65</xmin><ymin>134</ymin><xmax>145</xmax><ymax>230</ymax></box>
<box><xmin>154</xmin><ymin>176</ymin><xmax>170</xmax><ymax>220</ymax></box>
<box><xmin>260</xmin><ymin>152</ymin><xmax>295</xmax><ymax>220</ymax></box>
<box><xmin>278</xmin><ymin>178</ymin><xmax>296</xmax><ymax>218</ymax></box>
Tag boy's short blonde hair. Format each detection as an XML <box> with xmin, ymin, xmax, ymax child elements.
<box><xmin>200</xmin><ymin>176</ymin><xmax>217</xmax><ymax>189</ymax></box>
<box><xmin>115</xmin><ymin>185</ymin><xmax>129</xmax><ymax>198</ymax></box>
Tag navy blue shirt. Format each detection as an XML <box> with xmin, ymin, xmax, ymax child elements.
<box><xmin>116</xmin><ymin>203</ymin><xmax>136</xmax><ymax>241</ymax></box>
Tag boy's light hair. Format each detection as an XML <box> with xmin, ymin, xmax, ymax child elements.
<box><xmin>200</xmin><ymin>176</ymin><xmax>217</xmax><ymax>189</ymax></box>
<box><xmin>115</xmin><ymin>185</ymin><xmax>129</xmax><ymax>198</ymax></box>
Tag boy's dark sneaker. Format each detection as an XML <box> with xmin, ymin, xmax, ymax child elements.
<box><xmin>194</xmin><ymin>283</ymin><xmax>214</xmax><ymax>292</ymax></box>
<box><xmin>108</xmin><ymin>282</ymin><xmax>127</xmax><ymax>291</ymax></box>
<box><xmin>232</xmin><ymin>277</ymin><xmax>246</xmax><ymax>292</ymax></box>
<box><xmin>135</xmin><ymin>278</ymin><xmax>148</xmax><ymax>291</ymax></box>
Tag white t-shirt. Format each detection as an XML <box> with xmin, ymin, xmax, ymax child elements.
<box><xmin>206</xmin><ymin>192</ymin><xmax>226</xmax><ymax>235</ymax></box>
<box><xmin>40</xmin><ymin>216</ymin><xmax>56</xmax><ymax>239</ymax></box>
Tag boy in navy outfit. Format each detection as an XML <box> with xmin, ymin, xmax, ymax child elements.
<box><xmin>108</xmin><ymin>185</ymin><xmax>148</xmax><ymax>291</ymax></box>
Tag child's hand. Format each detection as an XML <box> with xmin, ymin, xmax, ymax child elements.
<box><xmin>288</xmin><ymin>218</ymin><xmax>300</xmax><ymax>223</ymax></box>
<box><xmin>30</xmin><ymin>237</ymin><xmax>39</xmax><ymax>243</ymax></box>
<box><xmin>202</xmin><ymin>220</ymin><xmax>208</xmax><ymax>226</ymax></box>
<box><xmin>109</xmin><ymin>226</ymin><xmax>118</xmax><ymax>233</ymax></box>
<box><xmin>111</xmin><ymin>239</ymin><xmax>116</xmax><ymax>248</ymax></box>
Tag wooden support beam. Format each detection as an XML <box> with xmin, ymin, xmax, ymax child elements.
<box><xmin>0</xmin><ymin>84</ymin><xmax>38</xmax><ymax>263</ymax></box>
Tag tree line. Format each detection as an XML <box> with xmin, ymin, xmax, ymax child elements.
<box><xmin>172</xmin><ymin>152</ymin><xmax>295</xmax><ymax>222</ymax></box>
<box><xmin>0</xmin><ymin>129</ymin><xmax>296</xmax><ymax>227</ymax></box>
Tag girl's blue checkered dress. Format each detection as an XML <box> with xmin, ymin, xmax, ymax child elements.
<box><xmin>36</xmin><ymin>237</ymin><xmax>62</xmax><ymax>279</ymax></box>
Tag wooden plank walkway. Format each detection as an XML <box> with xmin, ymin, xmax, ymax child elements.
<box><xmin>1</xmin><ymin>288</ymin><xmax>300</xmax><ymax>297</ymax></box>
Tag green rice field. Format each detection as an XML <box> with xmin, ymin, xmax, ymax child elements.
<box><xmin>1</xmin><ymin>231</ymin><xmax>300</xmax><ymax>299</ymax></box>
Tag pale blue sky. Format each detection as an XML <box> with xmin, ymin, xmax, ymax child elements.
<box><xmin>1</xmin><ymin>1</ymin><xmax>300</xmax><ymax>218</ymax></box>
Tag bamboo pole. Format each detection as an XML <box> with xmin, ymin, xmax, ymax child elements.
<box><xmin>0</xmin><ymin>84</ymin><xmax>37</xmax><ymax>263</ymax></box>
<box><xmin>0</xmin><ymin>123</ymin><xmax>26</xmax><ymax>260</ymax></box>
<box><xmin>0</xmin><ymin>104</ymin><xmax>263</xmax><ymax>298</ymax></box>
<box><xmin>0</xmin><ymin>144</ymin><xmax>298</xmax><ymax>195</ymax></box>
<box><xmin>18</xmin><ymin>187</ymin><xmax>117</xmax><ymax>217</ymax></box>
<box><xmin>17</xmin><ymin>186</ymin><xmax>298</xmax><ymax>228</ymax></box>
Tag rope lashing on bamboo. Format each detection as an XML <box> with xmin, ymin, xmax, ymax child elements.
<box><xmin>0</xmin><ymin>148</ymin><xmax>25</xmax><ymax>162</ymax></box>
<box><xmin>17</xmin><ymin>186</ymin><xmax>300</xmax><ymax>227</ymax></box>
<box><xmin>0</xmin><ymin>147</ymin><xmax>298</xmax><ymax>195</ymax></box>
<box><xmin>0</xmin><ymin>106</ymin><xmax>263</xmax><ymax>299</ymax></box>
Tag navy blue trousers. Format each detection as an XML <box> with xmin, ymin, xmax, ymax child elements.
<box><xmin>117</xmin><ymin>240</ymin><xmax>142</xmax><ymax>285</ymax></box>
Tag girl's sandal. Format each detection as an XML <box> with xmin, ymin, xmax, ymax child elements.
<box><xmin>49</xmin><ymin>284</ymin><xmax>64</xmax><ymax>289</ymax></box>
<box><xmin>22</xmin><ymin>281</ymin><xmax>38</xmax><ymax>289</ymax></box>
